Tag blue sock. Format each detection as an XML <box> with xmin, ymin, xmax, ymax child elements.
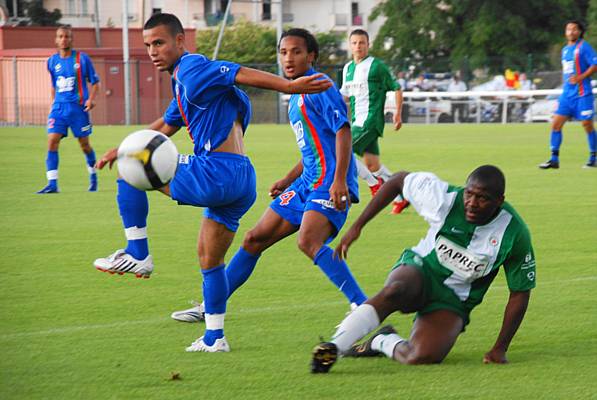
<box><xmin>550</xmin><ymin>130</ymin><xmax>562</xmax><ymax>161</ymax></box>
<box><xmin>46</xmin><ymin>150</ymin><xmax>59</xmax><ymax>187</ymax></box>
<box><xmin>313</xmin><ymin>246</ymin><xmax>367</xmax><ymax>305</ymax></box>
<box><xmin>202</xmin><ymin>264</ymin><xmax>228</xmax><ymax>346</ymax></box>
<box><xmin>117</xmin><ymin>179</ymin><xmax>149</xmax><ymax>260</ymax></box>
<box><xmin>587</xmin><ymin>130</ymin><xmax>596</xmax><ymax>162</ymax></box>
<box><xmin>225</xmin><ymin>247</ymin><xmax>260</xmax><ymax>298</ymax></box>
<box><xmin>85</xmin><ymin>149</ymin><xmax>97</xmax><ymax>179</ymax></box>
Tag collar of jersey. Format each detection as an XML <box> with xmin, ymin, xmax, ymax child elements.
<box><xmin>172</xmin><ymin>51</ymin><xmax>190</xmax><ymax>72</ymax></box>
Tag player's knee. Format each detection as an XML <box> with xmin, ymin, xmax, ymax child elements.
<box><xmin>241</xmin><ymin>229</ymin><xmax>266</xmax><ymax>253</ymax></box>
<box><xmin>582</xmin><ymin>120</ymin><xmax>594</xmax><ymax>131</ymax></box>
<box><xmin>404</xmin><ymin>349</ymin><xmax>442</xmax><ymax>365</ymax></box>
<box><xmin>296</xmin><ymin>236</ymin><xmax>319</xmax><ymax>259</ymax></box>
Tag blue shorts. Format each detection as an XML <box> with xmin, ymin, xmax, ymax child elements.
<box><xmin>269</xmin><ymin>178</ymin><xmax>349</xmax><ymax>240</ymax></box>
<box><xmin>170</xmin><ymin>152</ymin><xmax>257</xmax><ymax>232</ymax></box>
<box><xmin>555</xmin><ymin>95</ymin><xmax>595</xmax><ymax>120</ymax></box>
<box><xmin>47</xmin><ymin>102</ymin><xmax>92</xmax><ymax>137</ymax></box>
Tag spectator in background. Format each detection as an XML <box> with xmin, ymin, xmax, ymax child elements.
<box><xmin>518</xmin><ymin>73</ymin><xmax>535</xmax><ymax>91</ymax></box>
<box><xmin>447</xmin><ymin>73</ymin><xmax>468</xmax><ymax>122</ymax></box>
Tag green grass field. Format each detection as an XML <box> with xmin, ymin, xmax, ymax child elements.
<box><xmin>1</xmin><ymin>123</ymin><xmax>596</xmax><ymax>399</ymax></box>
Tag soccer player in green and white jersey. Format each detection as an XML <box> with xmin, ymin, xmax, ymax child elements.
<box><xmin>311</xmin><ymin>165</ymin><xmax>536</xmax><ymax>372</ymax></box>
<box><xmin>340</xmin><ymin>29</ymin><xmax>409</xmax><ymax>214</ymax></box>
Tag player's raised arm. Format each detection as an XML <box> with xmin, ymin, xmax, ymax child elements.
<box><xmin>235</xmin><ymin>66</ymin><xmax>332</xmax><ymax>94</ymax></box>
<box><xmin>335</xmin><ymin>171</ymin><xmax>409</xmax><ymax>259</ymax></box>
<box><xmin>483</xmin><ymin>290</ymin><xmax>531</xmax><ymax>364</ymax></box>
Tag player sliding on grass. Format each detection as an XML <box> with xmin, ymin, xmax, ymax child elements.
<box><xmin>92</xmin><ymin>13</ymin><xmax>331</xmax><ymax>353</ymax></box>
<box><xmin>172</xmin><ymin>28</ymin><xmax>367</xmax><ymax>323</ymax></box>
<box><xmin>311</xmin><ymin>165</ymin><xmax>536</xmax><ymax>372</ymax></box>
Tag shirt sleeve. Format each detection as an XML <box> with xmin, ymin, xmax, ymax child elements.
<box><xmin>47</xmin><ymin>58</ymin><xmax>56</xmax><ymax>88</ymax></box>
<box><xmin>582</xmin><ymin>41</ymin><xmax>597</xmax><ymax>67</ymax></box>
<box><xmin>339</xmin><ymin>64</ymin><xmax>349</xmax><ymax>97</ymax></box>
<box><xmin>82</xmin><ymin>54</ymin><xmax>100</xmax><ymax>84</ymax></box>
<box><xmin>322</xmin><ymin>86</ymin><xmax>350</xmax><ymax>133</ymax></box>
<box><xmin>402</xmin><ymin>172</ymin><xmax>454</xmax><ymax>225</ymax></box>
<box><xmin>163</xmin><ymin>98</ymin><xmax>184</xmax><ymax>127</ymax></box>
<box><xmin>503</xmin><ymin>225</ymin><xmax>536</xmax><ymax>291</ymax></box>
<box><xmin>380</xmin><ymin>62</ymin><xmax>399</xmax><ymax>91</ymax></box>
<box><xmin>184</xmin><ymin>56</ymin><xmax>241</xmax><ymax>88</ymax></box>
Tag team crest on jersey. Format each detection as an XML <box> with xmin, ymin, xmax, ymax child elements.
<box><xmin>489</xmin><ymin>236</ymin><xmax>499</xmax><ymax>247</ymax></box>
<box><xmin>527</xmin><ymin>271</ymin><xmax>535</xmax><ymax>281</ymax></box>
<box><xmin>74</xmin><ymin>63</ymin><xmax>80</xmax><ymax>69</ymax></box>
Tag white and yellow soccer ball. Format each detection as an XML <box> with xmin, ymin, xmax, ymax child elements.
<box><xmin>117</xmin><ymin>129</ymin><xmax>179</xmax><ymax>190</ymax></box>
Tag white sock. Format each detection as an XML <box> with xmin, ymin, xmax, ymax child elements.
<box><xmin>355</xmin><ymin>158</ymin><xmax>379</xmax><ymax>186</ymax></box>
<box><xmin>372</xmin><ymin>165</ymin><xmax>393</xmax><ymax>182</ymax></box>
<box><xmin>331</xmin><ymin>304</ymin><xmax>380</xmax><ymax>353</ymax></box>
<box><xmin>371</xmin><ymin>333</ymin><xmax>406</xmax><ymax>359</ymax></box>
<box><xmin>205</xmin><ymin>313</ymin><xmax>225</xmax><ymax>330</ymax></box>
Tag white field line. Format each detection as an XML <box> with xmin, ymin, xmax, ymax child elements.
<box><xmin>1</xmin><ymin>275</ymin><xmax>596</xmax><ymax>341</ymax></box>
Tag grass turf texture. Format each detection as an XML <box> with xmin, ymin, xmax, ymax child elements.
<box><xmin>1</xmin><ymin>123</ymin><xmax>596</xmax><ymax>399</ymax></box>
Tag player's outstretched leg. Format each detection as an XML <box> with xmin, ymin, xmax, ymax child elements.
<box><xmin>93</xmin><ymin>179</ymin><xmax>153</xmax><ymax>278</ymax></box>
<box><xmin>371</xmin><ymin>164</ymin><xmax>410</xmax><ymax>214</ymax></box>
<box><xmin>37</xmin><ymin>150</ymin><xmax>59</xmax><ymax>194</ymax></box>
<box><xmin>311</xmin><ymin>342</ymin><xmax>338</xmax><ymax>373</ymax></box>
<box><xmin>355</xmin><ymin>157</ymin><xmax>383</xmax><ymax>196</ymax></box>
<box><xmin>344</xmin><ymin>325</ymin><xmax>400</xmax><ymax>357</ymax></box>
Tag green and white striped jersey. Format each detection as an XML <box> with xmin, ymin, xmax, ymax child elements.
<box><xmin>340</xmin><ymin>56</ymin><xmax>399</xmax><ymax>136</ymax></box>
<box><xmin>402</xmin><ymin>173</ymin><xmax>536</xmax><ymax>312</ymax></box>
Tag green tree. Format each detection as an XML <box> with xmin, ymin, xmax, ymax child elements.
<box><xmin>25</xmin><ymin>0</ymin><xmax>61</xmax><ymax>26</ymax></box>
<box><xmin>586</xmin><ymin>0</ymin><xmax>597</xmax><ymax>47</ymax></box>
<box><xmin>370</xmin><ymin>0</ymin><xmax>583</xmax><ymax>73</ymax></box>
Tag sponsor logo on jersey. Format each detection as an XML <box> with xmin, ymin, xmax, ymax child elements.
<box><xmin>291</xmin><ymin>120</ymin><xmax>305</xmax><ymax>149</ymax></box>
<box><xmin>562</xmin><ymin>60</ymin><xmax>574</xmax><ymax>74</ymax></box>
<box><xmin>297</xmin><ymin>96</ymin><xmax>303</xmax><ymax>107</ymax></box>
<box><xmin>178</xmin><ymin>154</ymin><xmax>190</xmax><ymax>164</ymax></box>
<box><xmin>74</xmin><ymin>62</ymin><xmax>80</xmax><ymax>70</ymax></box>
<box><xmin>279</xmin><ymin>190</ymin><xmax>296</xmax><ymax>206</ymax></box>
<box><xmin>56</xmin><ymin>76</ymin><xmax>75</xmax><ymax>93</ymax></box>
<box><xmin>220</xmin><ymin>65</ymin><xmax>230</xmax><ymax>73</ymax></box>
<box><xmin>435</xmin><ymin>236</ymin><xmax>489</xmax><ymax>281</ymax></box>
<box><xmin>342</xmin><ymin>81</ymin><xmax>367</xmax><ymax>96</ymax></box>
<box><xmin>311</xmin><ymin>198</ymin><xmax>335</xmax><ymax>209</ymax></box>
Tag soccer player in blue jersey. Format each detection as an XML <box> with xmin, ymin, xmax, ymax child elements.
<box><xmin>92</xmin><ymin>14</ymin><xmax>332</xmax><ymax>353</ymax></box>
<box><xmin>37</xmin><ymin>25</ymin><xmax>100</xmax><ymax>193</ymax></box>
<box><xmin>172</xmin><ymin>28</ymin><xmax>367</xmax><ymax>324</ymax></box>
<box><xmin>540</xmin><ymin>20</ymin><xmax>597</xmax><ymax>169</ymax></box>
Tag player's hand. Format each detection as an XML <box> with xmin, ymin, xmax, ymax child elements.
<box><xmin>334</xmin><ymin>225</ymin><xmax>361</xmax><ymax>260</ymax></box>
<box><xmin>393</xmin><ymin>113</ymin><xmax>402</xmax><ymax>131</ymax></box>
<box><xmin>96</xmin><ymin>148</ymin><xmax>118</xmax><ymax>170</ymax></box>
<box><xmin>483</xmin><ymin>348</ymin><xmax>508</xmax><ymax>364</ymax></box>
<box><xmin>269</xmin><ymin>178</ymin><xmax>290</xmax><ymax>198</ymax></box>
<box><xmin>84</xmin><ymin>99</ymin><xmax>95</xmax><ymax>112</ymax></box>
<box><xmin>568</xmin><ymin>75</ymin><xmax>582</xmax><ymax>85</ymax></box>
<box><xmin>288</xmin><ymin>73</ymin><xmax>332</xmax><ymax>94</ymax></box>
<box><xmin>329</xmin><ymin>179</ymin><xmax>350</xmax><ymax>211</ymax></box>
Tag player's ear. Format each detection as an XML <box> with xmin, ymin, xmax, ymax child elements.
<box><xmin>307</xmin><ymin>51</ymin><xmax>315</xmax><ymax>64</ymax></box>
<box><xmin>175</xmin><ymin>33</ymin><xmax>185</xmax><ymax>48</ymax></box>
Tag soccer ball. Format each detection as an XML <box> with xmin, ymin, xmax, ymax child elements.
<box><xmin>117</xmin><ymin>130</ymin><xmax>179</xmax><ymax>190</ymax></box>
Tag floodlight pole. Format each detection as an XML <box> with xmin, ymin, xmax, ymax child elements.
<box><xmin>213</xmin><ymin>0</ymin><xmax>233</xmax><ymax>60</ymax></box>
<box><xmin>122</xmin><ymin>0</ymin><xmax>132</xmax><ymax>125</ymax></box>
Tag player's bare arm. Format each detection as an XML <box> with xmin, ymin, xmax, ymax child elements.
<box><xmin>269</xmin><ymin>161</ymin><xmax>303</xmax><ymax>198</ymax></box>
<box><xmin>330</xmin><ymin>125</ymin><xmax>352</xmax><ymax>211</ymax></box>
<box><xmin>95</xmin><ymin>118</ymin><xmax>180</xmax><ymax>169</ymax></box>
<box><xmin>84</xmin><ymin>82</ymin><xmax>100</xmax><ymax>112</ymax></box>
<box><xmin>335</xmin><ymin>171</ymin><xmax>409</xmax><ymax>259</ymax></box>
<box><xmin>235</xmin><ymin>66</ymin><xmax>332</xmax><ymax>94</ymax></box>
<box><xmin>483</xmin><ymin>290</ymin><xmax>531</xmax><ymax>364</ymax></box>
<box><xmin>393</xmin><ymin>89</ymin><xmax>403</xmax><ymax>131</ymax></box>
<box><xmin>569</xmin><ymin>64</ymin><xmax>597</xmax><ymax>84</ymax></box>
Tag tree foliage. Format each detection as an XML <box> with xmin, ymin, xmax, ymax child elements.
<box><xmin>370</xmin><ymin>0</ymin><xmax>584</xmax><ymax>72</ymax></box>
<box><xmin>25</xmin><ymin>0</ymin><xmax>61</xmax><ymax>26</ymax></box>
<box><xmin>195</xmin><ymin>20</ymin><xmax>346</xmax><ymax>66</ymax></box>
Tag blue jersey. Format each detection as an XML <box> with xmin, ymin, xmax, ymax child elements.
<box><xmin>47</xmin><ymin>51</ymin><xmax>99</xmax><ymax>105</ymax></box>
<box><xmin>561</xmin><ymin>39</ymin><xmax>597</xmax><ymax>98</ymax></box>
<box><xmin>288</xmin><ymin>68</ymin><xmax>359</xmax><ymax>202</ymax></box>
<box><xmin>163</xmin><ymin>52</ymin><xmax>252</xmax><ymax>156</ymax></box>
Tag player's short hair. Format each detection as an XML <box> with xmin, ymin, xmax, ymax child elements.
<box><xmin>279</xmin><ymin>28</ymin><xmax>319</xmax><ymax>62</ymax></box>
<box><xmin>566</xmin><ymin>19</ymin><xmax>585</xmax><ymax>38</ymax></box>
<box><xmin>56</xmin><ymin>24</ymin><xmax>72</xmax><ymax>33</ymax></box>
<box><xmin>467</xmin><ymin>165</ymin><xmax>505</xmax><ymax>198</ymax></box>
<box><xmin>143</xmin><ymin>13</ymin><xmax>184</xmax><ymax>37</ymax></box>
<box><xmin>349</xmin><ymin>29</ymin><xmax>369</xmax><ymax>42</ymax></box>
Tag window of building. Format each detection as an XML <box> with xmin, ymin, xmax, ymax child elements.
<box><xmin>262</xmin><ymin>0</ymin><xmax>271</xmax><ymax>20</ymax></box>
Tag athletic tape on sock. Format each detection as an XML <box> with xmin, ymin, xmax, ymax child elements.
<box><xmin>124</xmin><ymin>226</ymin><xmax>148</xmax><ymax>240</ymax></box>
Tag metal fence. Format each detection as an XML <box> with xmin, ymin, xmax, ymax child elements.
<box><xmin>0</xmin><ymin>57</ymin><xmax>565</xmax><ymax>127</ymax></box>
